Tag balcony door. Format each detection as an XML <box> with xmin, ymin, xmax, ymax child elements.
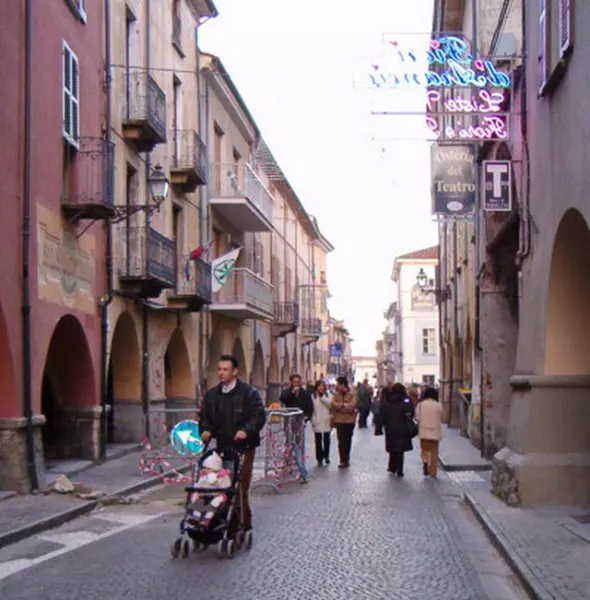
<box><xmin>173</xmin><ymin>203</ymin><xmax>182</xmax><ymax>286</ymax></box>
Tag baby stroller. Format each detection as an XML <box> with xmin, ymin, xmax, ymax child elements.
<box><xmin>170</xmin><ymin>446</ymin><xmax>252</xmax><ymax>559</ymax></box>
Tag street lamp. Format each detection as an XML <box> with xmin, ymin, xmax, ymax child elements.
<box><xmin>416</xmin><ymin>268</ymin><xmax>429</xmax><ymax>289</ymax></box>
<box><xmin>111</xmin><ymin>164</ymin><xmax>169</xmax><ymax>222</ymax></box>
<box><xmin>148</xmin><ymin>165</ymin><xmax>169</xmax><ymax>206</ymax></box>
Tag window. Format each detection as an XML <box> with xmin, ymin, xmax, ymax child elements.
<box><xmin>78</xmin><ymin>0</ymin><xmax>87</xmax><ymax>21</ymax></box>
<box><xmin>62</xmin><ymin>42</ymin><xmax>79</xmax><ymax>148</ymax></box>
<box><xmin>422</xmin><ymin>375</ymin><xmax>435</xmax><ymax>386</ymax></box>
<box><xmin>538</xmin><ymin>0</ymin><xmax>574</xmax><ymax>95</ymax></box>
<box><xmin>422</xmin><ymin>328</ymin><xmax>436</xmax><ymax>355</ymax></box>
<box><xmin>172</xmin><ymin>0</ymin><xmax>183</xmax><ymax>55</ymax></box>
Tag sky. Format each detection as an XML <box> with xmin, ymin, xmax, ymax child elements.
<box><xmin>200</xmin><ymin>0</ymin><xmax>439</xmax><ymax>356</ymax></box>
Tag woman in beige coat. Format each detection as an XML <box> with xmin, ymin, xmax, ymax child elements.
<box><xmin>415</xmin><ymin>387</ymin><xmax>443</xmax><ymax>478</ymax></box>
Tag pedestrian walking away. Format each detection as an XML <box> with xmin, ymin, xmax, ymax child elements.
<box><xmin>198</xmin><ymin>354</ymin><xmax>267</xmax><ymax>537</ymax></box>
<box><xmin>330</xmin><ymin>376</ymin><xmax>357</xmax><ymax>468</ymax></box>
<box><xmin>380</xmin><ymin>381</ymin><xmax>414</xmax><ymax>477</ymax></box>
<box><xmin>280</xmin><ymin>373</ymin><xmax>314</xmax><ymax>483</ymax></box>
<box><xmin>356</xmin><ymin>378</ymin><xmax>373</xmax><ymax>428</ymax></box>
<box><xmin>311</xmin><ymin>379</ymin><xmax>333</xmax><ymax>466</ymax></box>
<box><xmin>415</xmin><ymin>386</ymin><xmax>443</xmax><ymax>478</ymax></box>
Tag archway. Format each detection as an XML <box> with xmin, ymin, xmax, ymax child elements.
<box><xmin>232</xmin><ymin>336</ymin><xmax>247</xmax><ymax>377</ymax></box>
<box><xmin>165</xmin><ymin>328</ymin><xmax>194</xmax><ymax>404</ymax></box>
<box><xmin>251</xmin><ymin>341</ymin><xmax>266</xmax><ymax>402</ymax></box>
<box><xmin>41</xmin><ymin>315</ymin><xmax>96</xmax><ymax>461</ymax></box>
<box><xmin>267</xmin><ymin>342</ymin><xmax>280</xmax><ymax>404</ymax></box>
<box><xmin>0</xmin><ymin>302</ymin><xmax>16</xmax><ymax>419</ymax></box>
<box><xmin>545</xmin><ymin>209</ymin><xmax>590</xmax><ymax>374</ymax></box>
<box><xmin>107</xmin><ymin>311</ymin><xmax>141</xmax><ymax>443</ymax></box>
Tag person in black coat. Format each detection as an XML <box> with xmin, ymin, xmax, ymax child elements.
<box><xmin>380</xmin><ymin>382</ymin><xmax>414</xmax><ymax>476</ymax></box>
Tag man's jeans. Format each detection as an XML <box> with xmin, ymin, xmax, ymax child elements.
<box><xmin>292</xmin><ymin>423</ymin><xmax>308</xmax><ymax>481</ymax></box>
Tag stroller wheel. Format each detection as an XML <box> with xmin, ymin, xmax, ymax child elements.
<box><xmin>225</xmin><ymin>539</ymin><xmax>236</xmax><ymax>559</ymax></box>
<box><xmin>181</xmin><ymin>540</ymin><xmax>190</xmax><ymax>558</ymax></box>
<box><xmin>170</xmin><ymin>538</ymin><xmax>182</xmax><ymax>559</ymax></box>
<box><xmin>235</xmin><ymin>531</ymin><xmax>245</xmax><ymax>549</ymax></box>
<box><xmin>244</xmin><ymin>530</ymin><xmax>253</xmax><ymax>551</ymax></box>
<box><xmin>216</xmin><ymin>539</ymin><xmax>225</xmax><ymax>557</ymax></box>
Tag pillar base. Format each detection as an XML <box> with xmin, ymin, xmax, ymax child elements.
<box><xmin>57</xmin><ymin>405</ymin><xmax>104</xmax><ymax>461</ymax></box>
<box><xmin>111</xmin><ymin>400</ymin><xmax>144</xmax><ymax>443</ymax></box>
<box><xmin>267</xmin><ymin>383</ymin><xmax>282</xmax><ymax>405</ymax></box>
<box><xmin>0</xmin><ymin>416</ymin><xmax>46</xmax><ymax>494</ymax></box>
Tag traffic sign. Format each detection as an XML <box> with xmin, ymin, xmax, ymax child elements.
<box><xmin>170</xmin><ymin>420</ymin><xmax>204</xmax><ymax>455</ymax></box>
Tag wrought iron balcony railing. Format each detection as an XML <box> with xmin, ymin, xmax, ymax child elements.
<box><xmin>118</xmin><ymin>225</ymin><xmax>175</xmax><ymax>295</ymax></box>
<box><xmin>61</xmin><ymin>137</ymin><xmax>114</xmax><ymax>221</ymax></box>
<box><xmin>213</xmin><ymin>268</ymin><xmax>274</xmax><ymax>319</ymax></box>
<box><xmin>170</xmin><ymin>129</ymin><xmax>208</xmax><ymax>191</ymax></box>
<box><xmin>300</xmin><ymin>317</ymin><xmax>323</xmax><ymax>339</ymax></box>
<box><xmin>122</xmin><ymin>71</ymin><xmax>167</xmax><ymax>151</ymax></box>
<box><xmin>272</xmin><ymin>301</ymin><xmax>299</xmax><ymax>337</ymax></box>
<box><xmin>174</xmin><ymin>257</ymin><xmax>212</xmax><ymax>308</ymax></box>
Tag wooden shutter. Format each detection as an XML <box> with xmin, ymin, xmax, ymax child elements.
<box><xmin>538</xmin><ymin>0</ymin><xmax>548</xmax><ymax>93</ymax></box>
<box><xmin>62</xmin><ymin>42</ymin><xmax>80</xmax><ymax>147</ymax></box>
<box><xmin>559</xmin><ymin>0</ymin><xmax>573</xmax><ymax>57</ymax></box>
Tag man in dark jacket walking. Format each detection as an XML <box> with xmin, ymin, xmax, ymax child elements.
<box><xmin>280</xmin><ymin>374</ymin><xmax>313</xmax><ymax>483</ymax></box>
<box><xmin>357</xmin><ymin>379</ymin><xmax>373</xmax><ymax>428</ymax></box>
<box><xmin>199</xmin><ymin>354</ymin><xmax>266</xmax><ymax>535</ymax></box>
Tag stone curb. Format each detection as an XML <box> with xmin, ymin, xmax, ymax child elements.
<box><xmin>439</xmin><ymin>456</ymin><xmax>491</xmax><ymax>472</ymax></box>
<box><xmin>0</xmin><ymin>466</ymin><xmax>190</xmax><ymax>550</ymax></box>
<box><xmin>464</xmin><ymin>491</ymin><xmax>555</xmax><ymax>600</ymax></box>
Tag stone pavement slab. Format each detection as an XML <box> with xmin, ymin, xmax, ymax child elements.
<box><xmin>0</xmin><ymin>450</ymin><xmax>189</xmax><ymax>549</ymax></box>
<box><xmin>439</xmin><ymin>424</ymin><xmax>491</xmax><ymax>471</ymax></box>
<box><xmin>466</xmin><ymin>488</ymin><xmax>590</xmax><ymax>600</ymax></box>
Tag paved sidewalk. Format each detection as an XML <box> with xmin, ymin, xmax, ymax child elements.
<box><xmin>466</xmin><ymin>489</ymin><xmax>590</xmax><ymax>600</ymax></box>
<box><xmin>439</xmin><ymin>424</ymin><xmax>491</xmax><ymax>472</ymax></box>
<box><xmin>0</xmin><ymin>450</ymin><xmax>185</xmax><ymax>549</ymax></box>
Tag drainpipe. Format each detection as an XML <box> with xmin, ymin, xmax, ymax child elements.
<box><xmin>99</xmin><ymin>0</ymin><xmax>114</xmax><ymax>462</ymax></box>
<box><xmin>294</xmin><ymin>222</ymin><xmax>299</xmax><ymax>373</ymax></box>
<box><xmin>453</xmin><ymin>222</ymin><xmax>460</xmax><ymax>426</ymax></box>
<box><xmin>22</xmin><ymin>0</ymin><xmax>38</xmax><ymax>492</ymax></box>
<box><xmin>141</xmin><ymin>0</ymin><xmax>152</xmax><ymax>436</ymax></box>
<box><xmin>203</xmin><ymin>71</ymin><xmax>212</xmax><ymax>389</ymax></box>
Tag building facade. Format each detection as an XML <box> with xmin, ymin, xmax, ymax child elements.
<box><xmin>352</xmin><ymin>357</ymin><xmax>377</xmax><ymax>386</ymax></box>
<box><xmin>0</xmin><ymin>0</ymin><xmax>346</xmax><ymax>494</ymax></box>
<box><xmin>388</xmin><ymin>246</ymin><xmax>440</xmax><ymax>387</ymax></box>
<box><xmin>0</xmin><ymin>0</ymin><xmax>110</xmax><ymax>492</ymax></box>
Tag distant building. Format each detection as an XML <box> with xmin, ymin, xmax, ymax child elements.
<box><xmin>387</xmin><ymin>245</ymin><xmax>440</xmax><ymax>387</ymax></box>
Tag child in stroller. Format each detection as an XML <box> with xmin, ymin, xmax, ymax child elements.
<box><xmin>171</xmin><ymin>446</ymin><xmax>251</xmax><ymax>559</ymax></box>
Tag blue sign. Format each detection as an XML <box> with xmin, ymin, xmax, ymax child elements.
<box><xmin>329</xmin><ymin>343</ymin><xmax>343</xmax><ymax>357</ymax></box>
<box><xmin>170</xmin><ymin>420</ymin><xmax>204</xmax><ymax>455</ymax></box>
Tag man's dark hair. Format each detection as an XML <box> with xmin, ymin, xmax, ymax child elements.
<box><xmin>219</xmin><ymin>354</ymin><xmax>238</xmax><ymax>369</ymax></box>
<box><xmin>391</xmin><ymin>382</ymin><xmax>407</xmax><ymax>396</ymax></box>
<box><xmin>423</xmin><ymin>387</ymin><xmax>439</xmax><ymax>401</ymax></box>
<box><xmin>289</xmin><ymin>373</ymin><xmax>302</xmax><ymax>382</ymax></box>
<box><xmin>336</xmin><ymin>376</ymin><xmax>348</xmax><ymax>389</ymax></box>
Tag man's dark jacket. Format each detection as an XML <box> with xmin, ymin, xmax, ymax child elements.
<box><xmin>279</xmin><ymin>386</ymin><xmax>314</xmax><ymax>420</ymax></box>
<box><xmin>199</xmin><ymin>379</ymin><xmax>267</xmax><ymax>450</ymax></box>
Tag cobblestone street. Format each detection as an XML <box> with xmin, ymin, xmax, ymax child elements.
<box><xmin>0</xmin><ymin>427</ymin><xmax>527</xmax><ymax>600</ymax></box>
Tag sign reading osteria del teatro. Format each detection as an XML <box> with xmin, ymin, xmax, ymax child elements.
<box><xmin>430</xmin><ymin>144</ymin><xmax>476</xmax><ymax>216</ymax></box>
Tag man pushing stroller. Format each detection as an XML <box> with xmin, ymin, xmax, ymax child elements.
<box><xmin>199</xmin><ymin>354</ymin><xmax>267</xmax><ymax>538</ymax></box>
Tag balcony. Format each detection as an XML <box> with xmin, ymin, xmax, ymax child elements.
<box><xmin>300</xmin><ymin>317</ymin><xmax>323</xmax><ymax>344</ymax></box>
<box><xmin>170</xmin><ymin>130</ymin><xmax>207</xmax><ymax>193</ymax></box>
<box><xmin>209</xmin><ymin>163</ymin><xmax>273</xmax><ymax>232</ymax></box>
<box><xmin>271</xmin><ymin>301</ymin><xmax>299</xmax><ymax>337</ymax></box>
<box><xmin>62</xmin><ymin>137</ymin><xmax>115</xmax><ymax>221</ymax></box>
<box><xmin>122</xmin><ymin>72</ymin><xmax>167</xmax><ymax>153</ymax></box>
<box><xmin>168</xmin><ymin>258</ymin><xmax>212</xmax><ymax>312</ymax></box>
<box><xmin>210</xmin><ymin>268</ymin><xmax>274</xmax><ymax>321</ymax></box>
<box><xmin>118</xmin><ymin>225</ymin><xmax>176</xmax><ymax>297</ymax></box>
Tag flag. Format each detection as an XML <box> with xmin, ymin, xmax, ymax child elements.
<box><xmin>184</xmin><ymin>239</ymin><xmax>215</xmax><ymax>281</ymax></box>
<box><xmin>211</xmin><ymin>248</ymin><xmax>241</xmax><ymax>293</ymax></box>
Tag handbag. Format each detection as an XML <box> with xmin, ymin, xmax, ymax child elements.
<box><xmin>406</xmin><ymin>416</ymin><xmax>419</xmax><ymax>439</ymax></box>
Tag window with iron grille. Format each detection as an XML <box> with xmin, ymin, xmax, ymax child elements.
<box><xmin>62</xmin><ymin>41</ymin><xmax>80</xmax><ymax>148</ymax></box>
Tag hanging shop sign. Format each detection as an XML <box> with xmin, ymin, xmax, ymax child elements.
<box><xmin>358</xmin><ymin>34</ymin><xmax>514</xmax><ymax>142</ymax></box>
<box><xmin>483</xmin><ymin>160</ymin><xmax>512</xmax><ymax>211</ymax></box>
<box><xmin>431</xmin><ymin>144</ymin><xmax>477</xmax><ymax>216</ymax></box>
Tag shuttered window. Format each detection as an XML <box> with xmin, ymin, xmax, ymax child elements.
<box><xmin>559</xmin><ymin>0</ymin><xmax>573</xmax><ymax>57</ymax></box>
<box><xmin>62</xmin><ymin>41</ymin><xmax>80</xmax><ymax>148</ymax></box>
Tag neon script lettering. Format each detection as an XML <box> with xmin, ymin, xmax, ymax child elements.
<box><xmin>426</xmin><ymin>89</ymin><xmax>505</xmax><ymax>114</ymax></box>
<box><xmin>369</xmin><ymin>36</ymin><xmax>511</xmax><ymax>89</ymax></box>
<box><xmin>425</xmin><ymin>115</ymin><xmax>508</xmax><ymax>141</ymax></box>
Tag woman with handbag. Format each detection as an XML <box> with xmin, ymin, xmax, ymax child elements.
<box><xmin>380</xmin><ymin>382</ymin><xmax>415</xmax><ymax>476</ymax></box>
<box><xmin>311</xmin><ymin>379</ymin><xmax>333</xmax><ymax>466</ymax></box>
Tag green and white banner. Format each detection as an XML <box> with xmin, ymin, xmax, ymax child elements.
<box><xmin>211</xmin><ymin>248</ymin><xmax>241</xmax><ymax>293</ymax></box>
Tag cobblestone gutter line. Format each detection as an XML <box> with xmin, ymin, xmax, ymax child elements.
<box><xmin>464</xmin><ymin>491</ymin><xmax>559</xmax><ymax>600</ymax></box>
